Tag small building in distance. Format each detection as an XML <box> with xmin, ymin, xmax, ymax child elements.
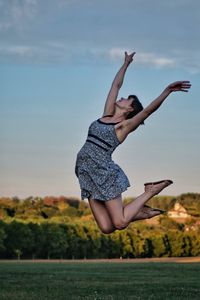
<box><xmin>167</xmin><ymin>202</ymin><xmax>191</xmax><ymax>220</ymax></box>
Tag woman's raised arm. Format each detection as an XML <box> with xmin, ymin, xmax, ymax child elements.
<box><xmin>122</xmin><ymin>81</ymin><xmax>191</xmax><ymax>133</ymax></box>
<box><xmin>102</xmin><ymin>51</ymin><xmax>136</xmax><ymax>116</ymax></box>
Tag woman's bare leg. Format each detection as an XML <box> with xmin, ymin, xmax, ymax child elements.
<box><xmin>88</xmin><ymin>198</ymin><xmax>116</xmax><ymax>234</ymax></box>
<box><xmin>124</xmin><ymin>180</ymin><xmax>172</xmax><ymax>223</ymax></box>
<box><xmin>105</xmin><ymin>180</ymin><xmax>173</xmax><ymax>229</ymax></box>
<box><xmin>88</xmin><ymin>197</ymin><xmax>161</xmax><ymax>234</ymax></box>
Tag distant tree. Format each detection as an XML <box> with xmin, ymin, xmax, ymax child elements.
<box><xmin>57</xmin><ymin>200</ymin><xmax>69</xmax><ymax>211</ymax></box>
<box><xmin>77</xmin><ymin>201</ymin><xmax>91</xmax><ymax>217</ymax></box>
<box><xmin>6</xmin><ymin>207</ymin><xmax>15</xmax><ymax>217</ymax></box>
<box><xmin>99</xmin><ymin>234</ymin><xmax>118</xmax><ymax>258</ymax></box>
<box><xmin>151</xmin><ymin>233</ymin><xmax>169</xmax><ymax>257</ymax></box>
<box><xmin>28</xmin><ymin>222</ymin><xmax>46</xmax><ymax>259</ymax></box>
<box><xmin>12</xmin><ymin>196</ymin><xmax>20</xmax><ymax>204</ymax></box>
<box><xmin>0</xmin><ymin>226</ymin><xmax>7</xmax><ymax>256</ymax></box>
<box><xmin>188</xmin><ymin>232</ymin><xmax>200</xmax><ymax>256</ymax></box>
<box><xmin>82</xmin><ymin>225</ymin><xmax>102</xmax><ymax>258</ymax></box>
<box><xmin>64</xmin><ymin>206</ymin><xmax>79</xmax><ymax>218</ymax></box>
<box><xmin>148</xmin><ymin>196</ymin><xmax>176</xmax><ymax>211</ymax></box>
<box><xmin>167</xmin><ymin>231</ymin><xmax>193</xmax><ymax>257</ymax></box>
<box><xmin>182</xmin><ymin>234</ymin><xmax>192</xmax><ymax>256</ymax></box>
<box><xmin>14</xmin><ymin>249</ymin><xmax>23</xmax><ymax>260</ymax></box>
<box><xmin>159</xmin><ymin>216</ymin><xmax>185</xmax><ymax>231</ymax></box>
<box><xmin>41</xmin><ymin>223</ymin><xmax>68</xmax><ymax>259</ymax></box>
<box><xmin>108</xmin><ymin>230</ymin><xmax>122</xmax><ymax>258</ymax></box>
<box><xmin>63</xmin><ymin>197</ymin><xmax>80</xmax><ymax>208</ymax></box>
<box><xmin>40</xmin><ymin>206</ymin><xmax>59</xmax><ymax>219</ymax></box>
<box><xmin>128</xmin><ymin>233</ymin><xmax>148</xmax><ymax>258</ymax></box>
<box><xmin>64</xmin><ymin>224</ymin><xmax>85</xmax><ymax>259</ymax></box>
<box><xmin>4</xmin><ymin>221</ymin><xmax>34</xmax><ymax>258</ymax></box>
<box><xmin>118</xmin><ymin>231</ymin><xmax>133</xmax><ymax>258</ymax></box>
<box><xmin>162</xmin><ymin>234</ymin><xmax>171</xmax><ymax>256</ymax></box>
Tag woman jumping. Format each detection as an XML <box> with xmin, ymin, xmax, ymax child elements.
<box><xmin>75</xmin><ymin>51</ymin><xmax>191</xmax><ymax>234</ymax></box>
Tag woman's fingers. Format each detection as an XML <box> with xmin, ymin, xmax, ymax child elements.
<box><xmin>181</xmin><ymin>82</ymin><xmax>191</xmax><ymax>91</ymax></box>
<box><xmin>125</xmin><ymin>51</ymin><xmax>136</xmax><ymax>57</ymax></box>
<box><xmin>172</xmin><ymin>81</ymin><xmax>191</xmax><ymax>90</ymax></box>
<box><xmin>130</xmin><ymin>52</ymin><xmax>136</xmax><ymax>58</ymax></box>
<box><xmin>124</xmin><ymin>51</ymin><xmax>136</xmax><ymax>64</ymax></box>
<box><xmin>181</xmin><ymin>81</ymin><xmax>191</xmax><ymax>86</ymax></box>
<box><xmin>167</xmin><ymin>80</ymin><xmax>191</xmax><ymax>93</ymax></box>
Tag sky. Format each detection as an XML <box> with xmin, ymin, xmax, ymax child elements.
<box><xmin>0</xmin><ymin>0</ymin><xmax>200</xmax><ymax>200</ymax></box>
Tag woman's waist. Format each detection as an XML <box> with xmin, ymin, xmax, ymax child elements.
<box><xmin>76</xmin><ymin>141</ymin><xmax>113</xmax><ymax>162</ymax></box>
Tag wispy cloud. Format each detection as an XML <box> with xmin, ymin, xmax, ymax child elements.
<box><xmin>0</xmin><ymin>45</ymin><xmax>35</xmax><ymax>56</ymax></box>
<box><xmin>1</xmin><ymin>43</ymin><xmax>199</xmax><ymax>74</ymax></box>
<box><xmin>0</xmin><ymin>0</ymin><xmax>199</xmax><ymax>73</ymax></box>
<box><xmin>90</xmin><ymin>47</ymin><xmax>176</xmax><ymax>69</ymax></box>
<box><xmin>136</xmin><ymin>53</ymin><xmax>175</xmax><ymax>68</ymax></box>
<box><xmin>0</xmin><ymin>42</ymin><xmax>73</xmax><ymax>64</ymax></box>
<box><xmin>108</xmin><ymin>48</ymin><xmax>175</xmax><ymax>68</ymax></box>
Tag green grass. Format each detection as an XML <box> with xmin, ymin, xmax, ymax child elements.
<box><xmin>0</xmin><ymin>261</ymin><xmax>200</xmax><ymax>300</ymax></box>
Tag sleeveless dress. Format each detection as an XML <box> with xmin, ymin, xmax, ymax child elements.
<box><xmin>75</xmin><ymin>116</ymin><xmax>130</xmax><ymax>201</ymax></box>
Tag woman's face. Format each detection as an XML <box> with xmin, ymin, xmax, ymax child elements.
<box><xmin>116</xmin><ymin>97</ymin><xmax>134</xmax><ymax>111</ymax></box>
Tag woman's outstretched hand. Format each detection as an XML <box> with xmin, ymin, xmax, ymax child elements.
<box><xmin>124</xmin><ymin>51</ymin><xmax>136</xmax><ymax>65</ymax></box>
<box><xmin>165</xmin><ymin>81</ymin><xmax>191</xmax><ymax>93</ymax></box>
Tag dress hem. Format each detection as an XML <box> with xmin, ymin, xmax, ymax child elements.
<box><xmin>81</xmin><ymin>184</ymin><xmax>131</xmax><ymax>202</ymax></box>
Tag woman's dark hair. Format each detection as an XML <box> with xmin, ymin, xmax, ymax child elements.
<box><xmin>126</xmin><ymin>95</ymin><xmax>144</xmax><ymax>125</ymax></box>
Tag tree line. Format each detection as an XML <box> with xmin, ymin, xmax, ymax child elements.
<box><xmin>1</xmin><ymin>193</ymin><xmax>200</xmax><ymax>222</ymax></box>
<box><xmin>0</xmin><ymin>193</ymin><xmax>200</xmax><ymax>259</ymax></box>
<box><xmin>0</xmin><ymin>220</ymin><xmax>200</xmax><ymax>259</ymax></box>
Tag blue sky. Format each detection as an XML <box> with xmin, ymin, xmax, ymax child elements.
<box><xmin>1</xmin><ymin>0</ymin><xmax>200</xmax><ymax>199</ymax></box>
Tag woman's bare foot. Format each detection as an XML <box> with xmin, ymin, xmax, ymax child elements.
<box><xmin>144</xmin><ymin>204</ymin><xmax>166</xmax><ymax>214</ymax></box>
<box><xmin>144</xmin><ymin>179</ymin><xmax>173</xmax><ymax>196</ymax></box>
<box><xmin>133</xmin><ymin>206</ymin><xmax>161</xmax><ymax>221</ymax></box>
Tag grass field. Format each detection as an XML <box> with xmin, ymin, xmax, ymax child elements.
<box><xmin>1</xmin><ymin>261</ymin><xmax>200</xmax><ymax>300</ymax></box>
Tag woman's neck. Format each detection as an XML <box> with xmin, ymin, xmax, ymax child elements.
<box><xmin>111</xmin><ymin>110</ymin><xmax>128</xmax><ymax>122</ymax></box>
